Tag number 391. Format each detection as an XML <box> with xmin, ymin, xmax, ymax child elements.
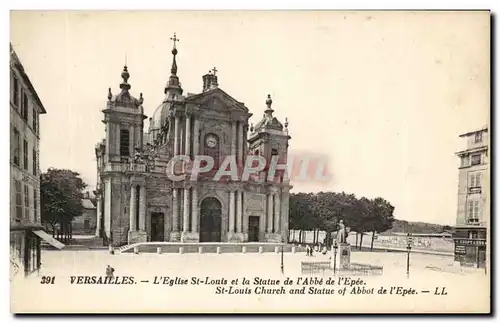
<box><xmin>40</xmin><ymin>276</ymin><xmax>55</xmax><ymax>284</ymax></box>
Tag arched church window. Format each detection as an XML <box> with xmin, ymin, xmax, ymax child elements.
<box><xmin>120</xmin><ymin>129</ymin><xmax>130</xmax><ymax>157</ymax></box>
<box><xmin>204</xmin><ymin>133</ymin><xmax>220</xmax><ymax>170</ymax></box>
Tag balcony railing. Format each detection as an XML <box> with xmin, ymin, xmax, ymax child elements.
<box><xmin>466</xmin><ymin>218</ymin><xmax>480</xmax><ymax>225</ymax></box>
<box><xmin>102</xmin><ymin>162</ymin><xmax>147</xmax><ymax>173</ymax></box>
<box><xmin>468</xmin><ymin>186</ymin><xmax>482</xmax><ymax>194</ymax></box>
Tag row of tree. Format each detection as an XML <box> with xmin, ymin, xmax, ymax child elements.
<box><xmin>289</xmin><ymin>192</ymin><xmax>395</xmax><ymax>250</ymax></box>
<box><xmin>40</xmin><ymin>168</ymin><xmax>87</xmax><ymax>243</ymax></box>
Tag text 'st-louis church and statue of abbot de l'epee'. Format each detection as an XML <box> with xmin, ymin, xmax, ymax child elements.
<box><xmin>94</xmin><ymin>34</ymin><xmax>292</xmax><ymax>246</ymax></box>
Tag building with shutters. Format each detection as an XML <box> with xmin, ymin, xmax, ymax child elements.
<box><xmin>453</xmin><ymin>127</ymin><xmax>489</xmax><ymax>268</ymax></box>
<box><xmin>94</xmin><ymin>35</ymin><xmax>292</xmax><ymax>246</ymax></box>
<box><xmin>10</xmin><ymin>44</ymin><xmax>47</xmax><ymax>277</ymax></box>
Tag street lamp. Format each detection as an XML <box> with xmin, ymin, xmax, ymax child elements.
<box><xmin>406</xmin><ymin>232</ymin><xmax>412</xmax><ymax>277</ymax></box>
<box><xmin>280</xmin><ymin>238</ymin><xmax>284</xmax><ymax>274</ymax></box>
<box><xmin>333</xmin><ymin>240</ymin><xmax>338</xmax><ymax>274</ymax></box>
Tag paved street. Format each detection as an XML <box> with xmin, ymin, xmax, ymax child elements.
<box><xmin>11</xmin><ymin>249</ymin><xmax>488</xmax><ymax>313</ymax></box>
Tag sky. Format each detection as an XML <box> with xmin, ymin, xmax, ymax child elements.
<box><xmin>10</xmin><ymin>11</ymin><xmax>490</xmax><ymax>225</ymax></box>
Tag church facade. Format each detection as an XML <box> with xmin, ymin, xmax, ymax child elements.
<box><xmin>95</xmin><ymin>36</ymin><xmax>291</xmax><ymax>246</ymax></box>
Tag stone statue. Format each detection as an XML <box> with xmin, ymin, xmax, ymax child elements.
<box><xmin>337</xmin><ymin>220</ymin><xmax>346</xmax><ymax>244</ymax></box>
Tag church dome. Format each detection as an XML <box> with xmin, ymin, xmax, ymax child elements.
<box><xmin>150</xmin><ymin>101</ymin><xmax>172</xmax><ymax>130</ymax></box>
<box><xmin>253</xmin><ymin>94</ymin><xmax>285</xmax><ymax>132</ymax></box>
<box><xmin>254</xmin><ymin>115</ymin><xmax>284</xmax><ymax>131</ymax></box>
<box><xmin>108</xmin><ymin>66</ymin><xmax>142</xmax><ymax>109</ymax></box>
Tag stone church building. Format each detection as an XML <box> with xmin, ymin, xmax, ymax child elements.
<box><xmin>95</xmin><ymin>36</ymin><xmax>291</xmax><ymax>246</ymax></box>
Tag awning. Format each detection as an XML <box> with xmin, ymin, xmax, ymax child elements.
<box><xmin>33</xmin><ymin>230</ymin><xmax>65</xmax><ymax>250</ymax></box>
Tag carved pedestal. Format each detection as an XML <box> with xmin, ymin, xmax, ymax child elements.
<box><xmin>339</xmin><ymin>243</ymin><xmax>351</xmax><ymax>269</ymax></box>
<box><xmin>228</xmin><ymin>232</ymin><xmax>245</xmax><ymax>243</ymax></box>
<box><xmin>170</xmin><ymin>231</ymin><xmax>181</xmax><ymax>242</ymax></box>
<box><xmin>181</xmin><ymin>232</ymin><xmax>200</xmax><ymax>242</ymax></box>
<box><xmin>128</xmin><ymin>230</ymin><xmax>148</xmax><ymax>244</ymax></box>
<box><xmin>265</xmin><ymin>233</ymin><xmax>282</xmax><ymax>243</ymax></box>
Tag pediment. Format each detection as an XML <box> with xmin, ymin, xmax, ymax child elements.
<box><xmin>186</xmin><ymin>88</ymin><xmax>249</xmax><ymax>113</ymax></box>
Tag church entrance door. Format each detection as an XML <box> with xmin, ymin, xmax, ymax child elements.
<box><xmin>200</xmin><ymin>197</ymin><xmax>222</xmax><ymax>242</ymax></box>
<box><xmin>150</xmin><ymin>212</ymin><xmax>164</xmax><ymax>242</ymax></box>
<box><xmin>248</xmin><ymin>216</ymin><xmax>260</xmax><ymax>242</ymax></box>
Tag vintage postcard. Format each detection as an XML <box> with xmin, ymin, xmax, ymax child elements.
<box><xmin>9</xmin><ymin>10</ymin><xmax>490</xmax><ymax>313</ymax></box>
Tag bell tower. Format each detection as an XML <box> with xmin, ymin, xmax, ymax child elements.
<box><xmin>101</xmin><ymin>65</ymin><xmax>148</xmax><ymax>245</ymax></box>
<box><xmin>248</xmin><ymin>94</ymin><xmax>291</xmax><ymax>242</ymax></box>
<box><xmin>248</xmin><ymin>94</ymin><xmax>290</xmax><ymax>180</ymax></box>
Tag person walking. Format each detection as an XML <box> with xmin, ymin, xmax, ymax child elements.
<box><xmin>106</xmin><ymin>265</ymin><xmax>115</xmax><ymax>278</ymax></box>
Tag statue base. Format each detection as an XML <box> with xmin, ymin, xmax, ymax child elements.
<box><xmin>170</xmin><ymin>231</ymin><xmax>181</xmax><ymax>242</ymax></box>
<box><xmin>128</xmin><ymin>230</ymin><xmax>148</xmax><ymax>244</ymax></box>
<box><xmin>339</xmin><ymin>243</ymin><xmax>351</xmax><ymax>269</ymax></box>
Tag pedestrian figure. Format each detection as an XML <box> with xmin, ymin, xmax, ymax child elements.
<box><xmin>306</xmin><ymin>245</ymin><xmax>310</xmax><ymax>257</ymax></box>
<box><xmin>106</xmin><ymin>265</ymin><xmax>115</xmax><ymax>278</ymax></box>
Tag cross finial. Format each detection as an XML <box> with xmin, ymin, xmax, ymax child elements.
<box><xmin>211</xmin><ymin>66</ymin><xmax>218</xmax><ymax>76</ymax></box>
<box><xmin>170</xmin><ymin>32</ymin><xmax>179</xmax><ymax>49</ymax></box>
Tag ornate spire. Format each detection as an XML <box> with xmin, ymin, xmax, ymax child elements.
<box><xmin>164</xmin><ymin>32</ymin><xmax>183</xmax><ymax>97</ymax></box>
<box><xmin>139</xmin><ymin>93</ymin><xmax>144</xmax><ymax>105</ymax></box>
<box><xmin>170</xmin><ymin>33</ymin><xmax>179</xmax><ymax>75</ymax></box>
<box><xmin>107</xmin><ymin>88</ymin><xmax>112</xmax><ymax>101</ymax></box>
<box><xmin>120</xmin><ymin>65</ymin><xmax>131</xmax><ymax>91</ymax></box>
<box><xmin>264</xmin><ymin>94</ymin><xmax>274</xmax><ymax>117</ymax></box>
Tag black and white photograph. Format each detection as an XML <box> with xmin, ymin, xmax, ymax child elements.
<box><xmin>8</xmin><ymin>10</ymin><xmax>490</xmax><ymax>313</ymax></box>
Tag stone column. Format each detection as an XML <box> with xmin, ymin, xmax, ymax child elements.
<box><xmin>229</xmin><ymin>190</ymin><xmax>235</xmax><ymax>233</ymax></box>
<box><xmin>105</xmin><ymin>123</ymin><xmax>111</xmax><ymax>156</ymax></box>
<box><xmin>172</xmin><ymin>189</ymin><xmax>179</xmax><ymax>232</ymax></box>
<box><xmin>183</xmin><ymin>188</ymin><xmax>190</xmax><ymax>232</ymax></box>
<box><xmin>191</xmin><ymin>187</ymin><xmax>198</xmax><ymax>232</ymax></box>
<box><xmin>267</xmin><ymin>193</ymin><xmax>273</xmax><ymax>233</ymax></box>
<box><xmin>236</xmin><ymin>190</ymin><xmax>243</xmax><ymax>233</ymax></box>
<box><xmin>238</xmin><ymin>122</ymin><xmax>244</xmax><ymax>164</ymax></box>
<box><xmin>280</xmin><ymin>188</ymin><xmax>290</xmax><ymax>242</ymax></box>
<box><xmin>242</xmin><ymin>192</ymin><xmax>248</xmax><ymax>234</ymax></box>
<box><xmin>231</xmin><ymin>122</ymin><xmax>237</xmax><ymax>156</ymax></box>
<box><xmin>193</xmin><ymin>118</ymin><xmax>200</xmax><ymax>155</ymax></box>
<box><xmin>104</xmin><ymin>179</ymin><xmax>112</xmax><ymax>238</ymax></box>
<box><xmin>174</xmin><ymin>115</ymin><xmax>180</xmax><ymax>155</ymax></box>
<box><xmin>129</xmin><ymin>185</ymin><xmax>137</xmax><ymax>231</ymax></box>
<box><xmin>274</xmin><ymin>192</ymin><xmax>281</xmax><ymax>234</ymax></box>
<box><xmin>185</xmin><ymin>115</ymin><xmax>191</xmax><ymax>157</ymax></box>
<box><xmin>116</xmin><ymin>125</ymin><xmax>121</xmax><ymax>156</ymax></box>
<box><xmin>129</xmin><ymin>125</ymin><xmax>135</xmax><ymax>156</ymax></box>
<box><xmin>95</xmin><ymin>197</ymin><xmax>102</xmax><ymax>237</ymax></box>
<box><xmin>139</xmin><ymin>185</ymin><xmax>146</xmax><ymax>231</ymax></box>
<box><xmin>135</xmin><ymin>126</ymin><xmax>141</xmax><ymax>150</ymax></box>
<box><xmin>179</xmin><ymin>118</ymin><xmax>184</xmax><ymax>155</ymax></box>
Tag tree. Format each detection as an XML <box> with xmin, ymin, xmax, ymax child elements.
<box><xmin>366</xmin><ymin>197</ymin><xmax>395</xmax><ymax>251</ymax></box>
<box><xmin>41</xmin><ymin>168</ymin><xmax>87</xmax><ymax>243</ymax></box>
<box><xmin>347</xmin><ymin>196</ymin><xmax>372</xmax><ymax>250</ymax></box>
<box><xmin>289</xmin><ymin>193</ymin><xmax>315</xmax><ymax>243</ymax></box>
